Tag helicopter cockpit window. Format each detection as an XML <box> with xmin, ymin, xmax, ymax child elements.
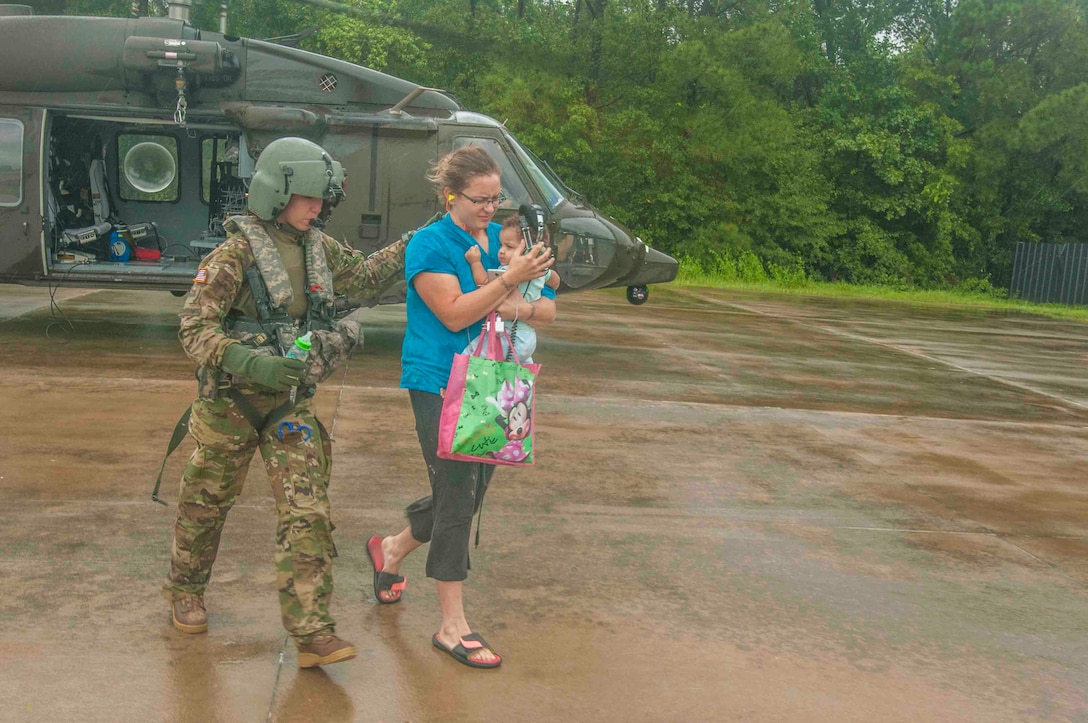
<box><xmin>453</xmin><ymin>137</ymin><xmax>528</xmax><ymax>210</ymax></box>
<box><xmin>554</xmin><ymin>217</ymin><xmax>616</xmax><ymax>289</ymax></box>
<box><xmin>506</xmin><ymin>135</ymin><xmax>565</xmax><ymax>211</ymax></box>
<box><xmin>117</xmin><ymin>134</ymin><xmax>178</xmax><ymax>202</ymax></box>
<box><xmin>0</xmin><ymin>119</ymin><xmax>23</xmax><ymax>207</ymax></box>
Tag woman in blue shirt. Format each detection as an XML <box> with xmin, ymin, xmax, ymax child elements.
<box><xmin>368</xmin><ymin>145</ymin><xmax>555</xmax><ymax>668</ymax></box>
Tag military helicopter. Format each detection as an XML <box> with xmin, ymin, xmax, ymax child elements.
<box><xmin>0</xmin><ymin>2</ymin><xmax>677</xmax><ymax>306</ymax></box>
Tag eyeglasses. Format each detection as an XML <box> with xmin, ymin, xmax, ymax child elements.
<box><xmin>458</xmin><ymin>192</ymin><xmax>506</xmax><ymax>208</ymax></box>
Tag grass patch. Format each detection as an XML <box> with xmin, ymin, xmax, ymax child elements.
<box><xmin>672</xmin><ymin>257</ymin><xmax>1088</xmax><ymax>322</ymax></box>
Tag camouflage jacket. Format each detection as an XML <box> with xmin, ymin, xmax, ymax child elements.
<box><xmin>179</xmin><ymin>215</ymin><xmax>406</xmax><ymax>396</ymax></box>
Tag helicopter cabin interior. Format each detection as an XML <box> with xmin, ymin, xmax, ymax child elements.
<box><xmin>47</xmin><ymin>113</ymin><xmax>247</xmax><ymax>278</ymax></box>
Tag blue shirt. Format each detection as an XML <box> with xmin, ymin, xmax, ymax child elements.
<box><xmin>400</xmin><ymin>214</ymin><xmax>499</xmax><ymax>394</ymax></box>
<box><xmin>400</xmin><ymin>214</ymin><xmax>556</xmax><ymax>393</ymax></box>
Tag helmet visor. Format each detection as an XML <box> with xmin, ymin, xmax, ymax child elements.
<box><xmin>279</xmin><ymin>158</ymin><xmax>346</xmax><ymax>202</ymax></box>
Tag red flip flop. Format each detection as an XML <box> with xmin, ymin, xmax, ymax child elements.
<box><xmin>432</xmin><ymin>633</ymin><xmax>502</xmax><ymax>669</ymax></box>
<box><xmin>367</xmin><ymin>535</ymin><xmax>406</xmax><ymax>604</ymax></box>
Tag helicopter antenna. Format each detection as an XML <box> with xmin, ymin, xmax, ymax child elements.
<box><xmin>261</xmin><ymin>27</ymin><xmax>318</xmax><ymax>47</ymax></box>
<box><xmin>386</xmin><ymin>87</ymin><xmax>444</xmax><ymax>116</ymax></box>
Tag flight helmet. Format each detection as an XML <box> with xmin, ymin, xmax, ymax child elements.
<box><xmin>247</xmin><ymin>137</ymin><xmax>346</xmax><ymax>222</ymax></box>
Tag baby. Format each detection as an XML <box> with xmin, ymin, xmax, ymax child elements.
<box><xmin>464</xmin><ymin>214</ymin><xmax>559</xmax><ymax>363</ymax></box>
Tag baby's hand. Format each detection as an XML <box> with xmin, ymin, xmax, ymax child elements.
<box><xmin>464</xmin><ymin>246</ymin><xmax>481</xmax><ymax>264</ymax></box>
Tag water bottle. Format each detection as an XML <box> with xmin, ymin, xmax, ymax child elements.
<box><xmin>286</xmin><ymin>332</ymin><xmax>312</xmax><ymax>402</ymax></box>
<box><xmin>286</xmin><ymin>332</ymin><xmax>312</xmax><ymax>361</ymax></box>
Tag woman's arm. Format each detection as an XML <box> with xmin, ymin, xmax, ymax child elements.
<box><xmin>415</xmin><ymin>270</ymin><xmax>512</xmax><ymax>332</ymax></box>
<box><xmin>464</xmin><ymin>245</ymin><xmax>488</xmax><ymax>287</ymax></box>
<box><xmin>497</xmin><ymin>293</ymin><xmax>556</xmax><ymax>328</ymax></box>
<box><xmin>416</xmin><ymin>243</ymin><xmax>554</xmax><ymax>332</ymax></box>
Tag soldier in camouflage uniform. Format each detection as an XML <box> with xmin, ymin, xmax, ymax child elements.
<box><xmin>163</xmin><ymin>137</ymin><xmax>405</xmax><ymax>668</ymax></box>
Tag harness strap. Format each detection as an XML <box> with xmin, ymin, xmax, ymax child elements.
<box><xmin>151</xmin><ymin>405</ymin><xmax>193</xmax><ymax>506</ymax></box>
<box><xmin>150</xmin><ymin>385</ymin><xmax>313</xmax><ymax>506</ymax></box>
<box><xmin>474</xmin><ymin>463</ymin><xmax>487</xmax><ymax>548</ymax></box>
<box><xmin>229</xmin><ymin>386</ymin><xmax>273</xmax><ymax>430</ymax></box>
<box><xmin>228</xmin><ymin>386</ymin><xmax>306</xmax><ymax>435</ymax></box>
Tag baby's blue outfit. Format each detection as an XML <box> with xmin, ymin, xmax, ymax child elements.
<box><xmin>465</xmin><ymin>268</ymin><xmax>551</xmax><ymax>363</ymax></box>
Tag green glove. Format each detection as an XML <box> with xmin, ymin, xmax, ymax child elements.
<box><xmin>221</xmin><ymin>343</ymin><xmax>306</xmax><ymax>392</ymax></box>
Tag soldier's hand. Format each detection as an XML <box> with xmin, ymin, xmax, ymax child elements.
<box><xmin>221</xmin><ymin>345</ymin><xmax>306</xmax><ymax>391</ymax></box>
<box><xmin>248</xmin><ymin>356</ymin><xmax>307</xmax><ymax>391</ymax></box>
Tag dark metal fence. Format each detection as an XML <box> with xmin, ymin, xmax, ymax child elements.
<box><xmin>1009</xmin><ymin>242</ymin><xmax>1088</xmax><ymax>305</ymax></box>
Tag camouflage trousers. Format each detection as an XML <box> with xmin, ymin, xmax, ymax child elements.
<box><xmin>163</xmin><ymin>387</ymin><xmax>337</xmax><ymax>642</ymax></box>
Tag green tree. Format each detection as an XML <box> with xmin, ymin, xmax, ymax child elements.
<box><xmin>927</xmin><ymin>0</ymin><xmax>1088</xmax><ymax>285</ymax></box>
<box><xmin>43</xmin><ymin>0</ymin><xmax>1088</xmax><ymax>292</ymax></box>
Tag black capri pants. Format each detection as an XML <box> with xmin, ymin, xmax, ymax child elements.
<box><xmin>405</xmin><ymin>389</ymin><xmax>495</xmax><ymax>582</ymax></box>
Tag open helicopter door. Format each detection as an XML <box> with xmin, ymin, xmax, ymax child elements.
<box><xmin>0</xmin><ymin>105</ymin><xmax>43</xmax><ymax>280</ymax></box>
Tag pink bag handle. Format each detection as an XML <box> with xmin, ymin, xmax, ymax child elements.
<box><xmin>471</xmin><ymin>311</ymin><xmax>519</xmax><ymax>363</ymax></box>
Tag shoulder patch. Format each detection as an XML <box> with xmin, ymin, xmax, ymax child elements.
<box><xmin>194</xmin><ymin>268</ymin><xmax>209</xmax><ymax>284</ymax></box>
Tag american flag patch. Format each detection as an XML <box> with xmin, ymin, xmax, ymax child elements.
<box><xmin>194</xmin><ymin>268</ymin><xmax>209</xmax><ymax>283</ymax></box>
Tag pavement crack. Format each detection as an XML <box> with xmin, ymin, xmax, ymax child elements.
<box><xmin>266</xmin><ymin>634</ymin><xmax>290</xmax><ymax>721</ymax></box>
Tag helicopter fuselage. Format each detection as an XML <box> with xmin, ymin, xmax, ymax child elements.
<box><xmin>0</xmin><ymin>11</ymin><xmax>677</xmax><ymax>304</ymax></box>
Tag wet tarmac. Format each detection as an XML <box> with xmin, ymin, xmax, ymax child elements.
<box><xmin>1</xmin><ymin>284</ymin><xmax>1086</xmax><ymax>722</ymax></box>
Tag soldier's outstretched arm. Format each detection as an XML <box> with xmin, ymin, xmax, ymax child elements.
<box><xmin>326</xmin><ymin>234</ymin><xmax>407</xmax><ymax>301</ymax></box>
<box><xmin>178</xmin><ymin>239</ymin><xmax>248</xmax><ymax>367</ymax></box>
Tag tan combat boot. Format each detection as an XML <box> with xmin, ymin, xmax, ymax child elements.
<box><xmin>170</xmin><ymin>593</ymin><xmax>208</xmax><ymax>634</ymax></box>
<box><xmin>296</xmin><ymin>633</ymin><xmax>356</xmax><ymax>668</ymax></box>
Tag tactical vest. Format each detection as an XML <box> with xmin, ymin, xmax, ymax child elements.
<box><xmin>221</xmin><ymin>215</ymin><xmax>338</xmax><ymax>350</ymax></box>
<box><xmin>194</xmin><ymin>215</ymin><xmax>356</xmax><ymax>401</ymax></box>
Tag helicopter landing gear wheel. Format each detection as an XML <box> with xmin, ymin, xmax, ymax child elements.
<box><xmin>626</xmin><ymin>285</ymin><xmax>649</xmax><ymax>305</ymax></box>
